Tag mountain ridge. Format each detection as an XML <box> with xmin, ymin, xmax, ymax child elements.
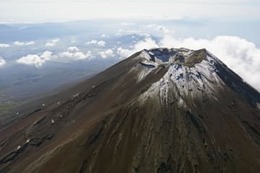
<box><xmin>0</xmin><ymin>48</ymin><xmax>259</xmax><ymax>173</ymax></box>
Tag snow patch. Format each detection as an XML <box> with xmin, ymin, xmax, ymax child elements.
<box><xmin>137</xmin><ymin>48</ymin><xmax>225</xmax><ymax>108</ymax></box>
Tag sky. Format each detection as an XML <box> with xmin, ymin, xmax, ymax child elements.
<box><xmin>0</xmin><ymin>0</ymin><xmax>260</xmax><ymax>91</ymax></box>
<box><xmin>0</xmin><ymin>0</ymin><xmax>260</xmax><ymax>23</ymax></box>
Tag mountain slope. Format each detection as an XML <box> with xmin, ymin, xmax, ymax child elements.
<box><xmin>0</xmin><ymin>48</ymin><xmax>259</xmax><ymax>173</ymax></box>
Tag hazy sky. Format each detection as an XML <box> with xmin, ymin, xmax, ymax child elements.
<box><xmin>0</xmin><ymin>0</ymin><xmax>260</xmax><ymax>23</ymax></box>
<box><xmin>1</xmin><ymin>0</ymin><xmax>260</xmax><ymax>90</ymax></box>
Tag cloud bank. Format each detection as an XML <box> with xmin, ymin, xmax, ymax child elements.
<box><xmin>160</xmin><ymin>35</ymin><xmax>260</xmax><ymax>91</ymax></box>
<box><xmin>116</xmin><ymin>35</ymin><xmax>260</xmax><ymax>91</ymax></box>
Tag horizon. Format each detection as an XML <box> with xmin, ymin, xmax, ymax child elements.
<box><xmin>0</xmin><ymin>1</ymin><xmax>260</xmax><ymax>93</ymax></box>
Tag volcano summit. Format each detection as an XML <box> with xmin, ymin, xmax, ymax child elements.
<box><xmin>0</xmin><ymin>48</ymin><xmax>259</xmax><ymax>173</ymax></box>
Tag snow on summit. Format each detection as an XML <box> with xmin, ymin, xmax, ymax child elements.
<box><xmin>132</xmin><ymin>48</ymin><xmax>259</xmax><ymax>108</ymax></box>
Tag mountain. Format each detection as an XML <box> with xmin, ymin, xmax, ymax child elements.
<box><xmin>0</xmin><ymin>48</ymin><xmax>259</xmax><ymax>173</ymax></box>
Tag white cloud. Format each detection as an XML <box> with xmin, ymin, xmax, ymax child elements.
<box><xmin>67</xmin><ymin>46</ymin><xmax>80</xmax><ymax>52</ymax></box>
<box><xmin>117</xmin><ymin>47</ymin><xmax>134</xmax><ymax>59</ymax></box>
<box><xmin>116</xmin><ymin>37</ymin><xmax>159</xmax><ymax>58</ymax></box>
<box><xmin>146</xmin><ymin>24</ymin><xmax>170</xmax><ymax>35</ymax></box>
<box><xmin>16</xmin><ymin>51</ymin><xmax>53</xmax><ymax>68</ymax></box>
<box><xmin>85</xmin><ymin>40</ymin><xmax>106</xmax><ymax>47</ymax></box>
<box><xmin>97</xmin><ymin>41</ymin><xmax>106</xmax><ymax>47</ymax></box>
<box><xmin>58</xmin><ymin>46</ymin><xmax>92</xmax><ymax>60</ymax></box>
<box><xmin>101</xmin><ymin>34</ymin><xmax>108</xmax><ymax>38</ymax></box>
<box><xmin>13</xmin><ymin>41</ymin><xmax>35</xmax><ymax>46</ymax></box>
<box><xmin>0</xmin><ymin>56</ymin><xmax>6</xmax><ymax>66</ymax></box>
<box><xmin>86</xmin><ymin>40</ymin><xmax>97</xmax><ymax>44</ymax></box>
<box><xmin>16</xmin><ymin>47</ymin><xmax>92</xmax><ymax>67</ymax></box>
<box><xmin>100</xmin><ymin>49</ymin><xmax>114</xmax><ymax>59</ymax></box>
<box><xmin>134</xmin><ymin>37</ymin><xmax>159</xmax><ymax>50</ymax></box>
<box><xmin>45</xmin><ymin>38</ymin><xmax>60</xmax><ymax>47</ymax></box>
<box><xmin>115</xmin><ymin>34</ymin><xmax>260</xmax><ymax>90</ymax></box>
<box><xmin>168</xmin><ymin>36</ymin><xmax>260</xmax><ymax>91</ymax></box>
<box><xmin>0</xmin><ymin>43</ymin><xmax>10</xmax><ymax>48</ymax></box>
<box><xmin>159</xmin><ymin>35</ymin><xmax>260</xmax><ymax>91</ymax></box>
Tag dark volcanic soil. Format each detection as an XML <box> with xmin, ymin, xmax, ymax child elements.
<box><xmin>0</xmin><ymin>49</ymin><xmax>260</xmax><ymax>173</ymax></box>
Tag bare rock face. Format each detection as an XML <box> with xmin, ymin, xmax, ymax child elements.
<box><xmin>0</xmin><ymin>48</ymin><xmax>259</xmax><ymax>173</ymax></box>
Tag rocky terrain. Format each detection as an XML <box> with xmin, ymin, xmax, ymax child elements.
<box><xmin>0</xmin><ymin>48</ymin><xmax>259</xmax><ymax>173</ymax></box>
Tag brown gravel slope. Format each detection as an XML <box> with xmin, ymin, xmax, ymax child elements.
<box><xmin>0</xmin><ymin>49</ymin><xmax>259</xmax><ymax>173</ymax></box>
